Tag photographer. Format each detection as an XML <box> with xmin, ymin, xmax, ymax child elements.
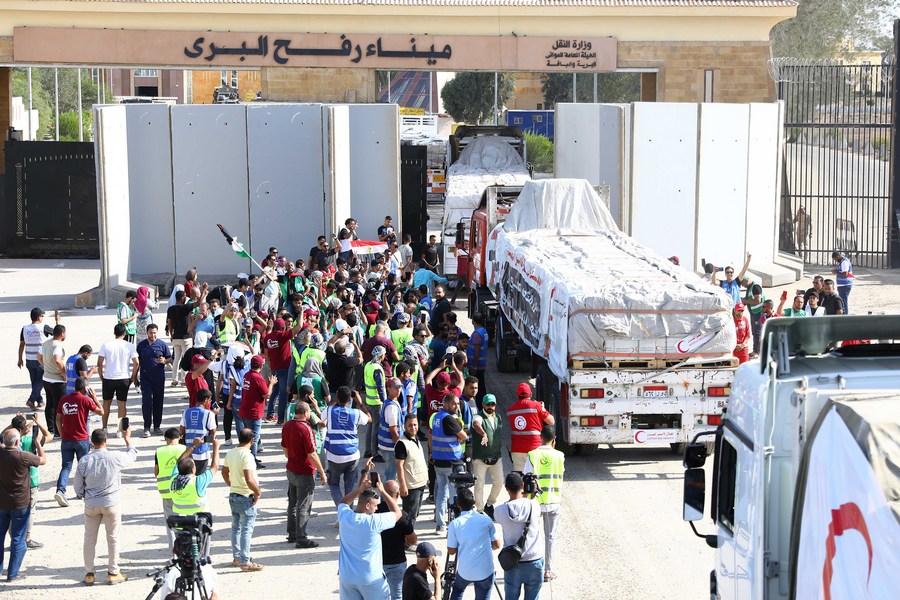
<box><xmin>402</xmin><ymin>542</ymin><xmax>442</xmax><ymax>600</ymax></box>
<box><xmin>170</xmin><ymin>436</ymin><xmax>220</xmax><ymax>562</ymax></box>
<box><xmin>446</xmin><ymin>487</ymin><xmax>500</xmax><ymax>600</ymax></box>
<box><xmin>336</xmin><ymin>459</ymin><xmax>401</xmax><ymax>600</ymax></box>
<box><xmin>494</xmin><ymin>473</ymin><xmax>544</xmax><ymax>600</ymax></box>
<box><xmin>524</xmin><ymin>425</ymin><xmax>565</xmax><ymax>582</ymax></box>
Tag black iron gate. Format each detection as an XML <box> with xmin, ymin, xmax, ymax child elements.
<box><xmin>773</xmin><ymin>60</ymin><xmax>894</xmax><ymax>268</ymax></box>
<box><xmin>400</xmin><ymin>144</ymin><xmax>428</xmax><ymax>258</ymax></box>
<box><xmin>1</xmin><ymin>141</ymin><xmax>98</xmax><ymax>258</ymax></box>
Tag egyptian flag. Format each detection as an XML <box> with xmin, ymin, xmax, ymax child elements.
<box><xmin>350</xmin><ymin>240</ymin><xmax>388</xmax><ymax>256</ymax></box>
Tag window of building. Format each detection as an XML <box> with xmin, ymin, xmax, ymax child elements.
<box><xmin>133</xmin><ymin>69</ymin><xmax>159</xmax><ymax>78</ymax></box>
<box><xmin>533</xmin><ymin>115</ymin><xmax>543</xmax><ymax>123</ymax></box>
<box><xmin>513</xmin><ymin>117</ymin><xmax>523</xmax><ymax>124</ymax></box>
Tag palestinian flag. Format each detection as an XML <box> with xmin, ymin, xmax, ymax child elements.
<box><xmin>217</xmin><ymin>224</ymin><xmax>252</xmax><ymax>259</ymax></box>
<box><xmin>351</xmin><ymin>240</ymin><xmax>388</xmax><ymax>256</ymax></box>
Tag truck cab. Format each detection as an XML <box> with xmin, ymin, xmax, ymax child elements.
<box><xmin>683</xmin><ymin>315</ymin><xmax>900</xmax><ymax>600</ymax></box>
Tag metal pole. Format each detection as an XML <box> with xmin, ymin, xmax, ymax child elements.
<box><xmin>54</xmin><ymin>67</ymin><xmax>59</xmax><ymax>141</ymax></box>
<box><xmin>890</xmin><ymin>18</ymin><xmax>900</xmax><ymax>267</ymax></box>
<box><xmin>27</xmin><ymin>67</ymin><xmax>33</xmax><ymax>140</ymax></box>
<box><xmin>77</xmin><ymin>69</ymin><xmax>83</xmax><ymax>141</ymax></box>
<box><xmin>494</xmin><ymin>72</ymin><xmax>498</xmax><ymax>125</ymax></box>
<box><xmin>594</xmin><ymin>72</ymin><xmax>598</xmax><ymax>102</ymax></box>
<box><xmin>387</xmin><ymin>71</ymin><xmax>391</xmax><ymax>103</ymax></box>
<box><xmin>572</xmin><ymin>73</ymin><xmax>577</xmax><ymax>103</ymax></box>
<box><xmin>430</xmin><ymin>71</ymin><xmax>433</xmax><ymax>113</ymax></box>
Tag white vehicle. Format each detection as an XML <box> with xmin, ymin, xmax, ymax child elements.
<box><xmin>682</xmin><ymin>315</ymin><xmax>900</xmax><ymax>599</ymax></box>
<box><xmin>467</xmin><ymin>179</ymin><xmax>737</xmax><ymax>454</ymax></box>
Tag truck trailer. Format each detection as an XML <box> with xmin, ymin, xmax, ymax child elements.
<box><xmin>466</xmin><ymin>179</ymin><xmax>738</xmax><ymax>453</ymax></box>
<box><xmin>682</xmin><ymin>315</ymin><xmax>900</xmax><ymax>600</ymax></box>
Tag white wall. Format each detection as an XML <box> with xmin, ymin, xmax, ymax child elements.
<box><xmin>93</xmin><ymin>106</ymin><xmax>131</xmax><ymax>299</ymax></box>
<box><xmin>348</xmin><ymin>104</ymin><xmax>401</xmax><ymax>238</ymax></box>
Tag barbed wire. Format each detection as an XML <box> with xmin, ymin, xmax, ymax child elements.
<box><xmin>768</xmin><ymin>56</ymin><xmax>895</xmax><ymax>85</ymax></box>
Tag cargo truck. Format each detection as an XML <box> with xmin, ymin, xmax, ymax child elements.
<box><xmin>681</xmin><ymin>315</ymin><xmax>900</xmax><ymax>600</ymax></box>
<box><xmin>466</xmin><ymin>179</ymin><xmax>738</xmax><ymax>454</ymax></box>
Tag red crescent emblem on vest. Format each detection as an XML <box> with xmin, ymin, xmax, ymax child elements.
<box><xmin>822</xmin><ymin>502</ymin><xmax>873</xmax><ymax>600</ymax></box>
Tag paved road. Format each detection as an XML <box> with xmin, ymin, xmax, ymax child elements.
<box><xmin>2</xmin><ymin>258</ymin><xmax>897</xmax><ymax>598</ymax></box>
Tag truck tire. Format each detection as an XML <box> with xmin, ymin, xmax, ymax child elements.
<box><xmin>495</xmin><ymin>314</ymin><xmax>518</xmax><ymax>372</ymax></box>
<box><xmin>536</xmin><ymin>364</ymin><xmax>573</xmax><ymax>455</ymax></box>
<box><xmin>577</xmin><ymin>444</ymin><xmax>601</xmax><ymax>456</ymax></box>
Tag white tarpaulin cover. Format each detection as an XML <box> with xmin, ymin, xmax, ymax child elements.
<box><xmin>487</xmin><ymin>179</ymin><xmax>736</xmax><ymax>379</ymax></box>
<box><xmin>442</xmin><ymin>137</ymin><xmax>530</xmax><ymax>234</ymax></box>
<box><xmin>794</xmin><ymin>399</ymin><xmax>900</xmax><ymax>600</ymax></box>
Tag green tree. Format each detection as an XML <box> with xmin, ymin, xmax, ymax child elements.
<box><xmin>770</xmin><ymin>0</ymin><xmax>896</xmax><ymax>59</ymax></box>
<box><xmin>524</xmin><ymin>132</ymin><xmax>554</xmax><ymax>174</ymax></box>
<box><xmin>540</xmin><ymin>72</ymin><xmax>641</xmax><ymax>108</ymax></box>
<box><xmin>58</xmin><ymin>111</ymin><xmax>92</xmax><ymax>142</ymax></box>
<box><xmin>37</xmin><ymin>68</ymin><xmax>104</xmax><ymax>114</ymax></box>
<box><xmin>441</xmin><ymin>72</ymin><xmax>516</xmax><ymax>124</ymax></box>
<box><xmin>12</xmin><ymin>68</ymin><xmax>52</xmax><ymax>139</ymax></box>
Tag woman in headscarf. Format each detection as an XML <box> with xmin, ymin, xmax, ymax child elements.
<box><xmin>299</xmin><ymin>355</ymin><xmax>331</xmax><ymax>417</ymax></box>
<box><xmin>168</xmin><ymin>283</ymin><xmax>184</xmax><ymax>309</ymax></box>
<box><xmin>134</xmin><ymin>285</ymin><xmax>158</xmax><ymax>345</ymax></box>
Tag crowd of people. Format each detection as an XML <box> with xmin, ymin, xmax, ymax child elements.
<box><xmin>3</xmin><ymin>216</ymin><xmax>567</xmax><ymax>600</ymax></box>
<box><xmin>703</xmin><ymin>250</ymin><xmax>855</xmax><ymax>364</ymax></box>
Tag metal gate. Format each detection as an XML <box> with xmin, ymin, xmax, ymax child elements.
<box><xmin>2</xmin><ymin>141</ymin><xmax>99</xmax><ymax>258</ymax></box>
<box><xmin>400</xmin><ymin>144</ymin><xmax>428</xmax><ymax>258</ymax></box>
<box><xmin>772</xmin><ymin>59</ymin><xmax>893</xmax><ymax>268</ymax></box>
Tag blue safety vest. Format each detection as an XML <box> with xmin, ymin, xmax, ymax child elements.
<box><xmin>377</xmin><ymin>398</ymin><xmax>404</xmax><ymax>451</ymax></box>
<box><xmin>65</xmin><ymin>354</ymin><xmax>81</xmax><ymax>395</ymax></box>
<box><xmin>182</xmin><ymin>406</ymin><xmax>211</xmax><ymax>456</ymax></box>
<box><xmin>323</xmin><ymin>406</ymin><xmax>361</xmax><ymax>456</ymax></box>
<box><xmin>222</xmin><ymin>364</ymin><xmax>249</xmax><ymax>407</ymax></box>
<box><xmin>467</xmin><ymin>326</ymin><xmax>489</xmax><ymax>370</ymax></box>
<box><xmin>431</xmin><ymin>409</ymin><xmax>463</xmax><ymax>461</ymax></box>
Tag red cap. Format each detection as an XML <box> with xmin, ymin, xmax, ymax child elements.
<box><xmin>435</xmin><ymin>372</ymin><xmax>451</xmax><ymax>387</ymax></box>
<box><xmin>191</xmin><ymin>355</ymin><xmax>208</xmax><ymax>366</ymax></box>
<box><xmin>250</xmin><ymin>355</ymin><xmax>265</xmax><ymax>368</ymax></box>
<box><xmin>734</xmin><ymin>303</ymin><xmax>746</xmax><ymax>311</ymax></box>
<box><xmin>304</xmin><ymin>307</ymin><xmax>320</xmax><ymax>317</ymax></box>
<box><xmin>668</xmin><ymin>256</ymin><xmax>680</xmax><ymax>266</ymax></box>
<box><xmin>516</xmin><ymin>383</ymin><xmax>532</xmax><ymax>398</ymax></box>
<box><xmin>273</xmin><ymin>318</ymin><xmax>286</xmax><ymax>330</ymax></box>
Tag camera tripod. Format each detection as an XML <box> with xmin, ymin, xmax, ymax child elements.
<box><xmin>144</xmin><ymin>557</ymin><xmax>212</xmax><ymax>600</ymax></box>
<box><xmin>441</xmin><ymin>554</ymin><xmax>504</xmax><ymax>600</ymax></box>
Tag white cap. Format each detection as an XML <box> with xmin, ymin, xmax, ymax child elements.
<box><xmin>334</xmin><ymin>319</ymin><xmax>348</xmax><ymax>332</ymax></box>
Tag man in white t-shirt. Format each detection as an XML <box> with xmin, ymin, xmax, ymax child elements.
<box><xmin>37</xmin><ymin>324</ymin><xmax>67</xmax><ymax>436</ymax></box>
<box><xmin>97</xmin><ymin>324</ymin><xmax>139</xmax><ymax>435</ymax></box>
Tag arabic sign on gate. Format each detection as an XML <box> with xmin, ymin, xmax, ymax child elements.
<box><xmin>13</xmin><ymin>28</ymin><xmax>617</xmax><ymax>72</ymax></box>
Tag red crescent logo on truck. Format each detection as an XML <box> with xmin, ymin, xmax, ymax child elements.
<box><xmin>822</xmin><ymin>502</ymin><xmax>873</xmax><ymax>600</ymax></box>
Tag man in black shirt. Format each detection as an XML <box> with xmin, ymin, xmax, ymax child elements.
<box><xmin>325</xmin><ymin>332</ymin><xmax>362</xmax><ymax>391</ymax></box>
<box><xmin>429</xmin><ymin>285</ymin><xmax>452</xmax><ymax>335</ymax></box>
<box><xmin>378</xmin><ymin>216</ymin><xmax>397</xmax><ymax>246</ymax></box>
<box><xmin>166</xmin><ymin>284</ymin><xmax>207</xmax><ymax>386</ymax></box>
<box><xmin>403</xmin><ymin>542</ymin><xmax>442</xmax><ymax>600</ymax></box>
<box><xmin>378</xmin><ymin>480</ymin><xmax>417</xmax><ymax>599</ymax></box>
<box><xmin>420</xmin><ymin>235</ymin><xmax>440</xmax><ymax>273</ymax></box>
<box><xmin>803</xmin><ymin>275</ymin><xmax>825</xmax><ymax>309</ymax></box>
<box><xmin>338</xmin><ymin>218</ymin><xmax>359</xmax><ymax>264</ymax></box>
<box><xmin>310</xmin><ymin>236</ymin><xmax>338</xmax><ymax>272</ymax></box>
<box><xmin>821</xmin><ymin>279</ymin><xmax>845</xmax><ymax>315</ymax></box>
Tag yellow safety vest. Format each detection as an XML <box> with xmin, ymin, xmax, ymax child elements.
<box><xmin>391</xmin><ymin>328</ymin><xmax>413</xmax><ymax>361</ymax></box>
<box><xmin>155</xmin><ymin>444</ymin><xmax>186</xmax><ymax>499</ymax></box>
<box><xmin>299</xmin><ymin>347</ymin><xmax>326</xmax><ymax>373</ymax></box>
<box><xmin>217</xmin><ymin>317</ymin><xmax>238</xmax><ymax>344</ymax></box>
<box><xmin>527</xmin><ymin>446</ymin><xmax>565</xmax><ymax>505</ymax></box>
<box><xmin>364</xmin><ymin>362</ymin><xmax>385</xmax><ymax>406</ymax></box>
<box><xmin>171</xmin><ymin>475</ymin><xmax>208</xmax><ymax>515</ymax></box>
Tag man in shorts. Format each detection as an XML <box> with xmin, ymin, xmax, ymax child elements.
<box><xmin>96</xmin><ymin>324</ymin><xmax>139</xmax><ymax>437</ymax></box>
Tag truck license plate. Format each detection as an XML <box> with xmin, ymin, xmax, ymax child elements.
<box><xmin>643</xmin><ymin>390</ymin><xmax>669</xmax><ymax>398</ymax></box>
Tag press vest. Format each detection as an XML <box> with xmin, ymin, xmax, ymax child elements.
<box><xmin>323</xmin><ymin>405</ymin><xmax>361</xmax><ymax>456</ymax></box>
<box><xmin>430</xmin><ymin>410</ymin><xmax>463</xmax><ymax>461</ymax></box>
<box><xmin>836</xmin><ymin>258</ymin><xmax>854</xmax><ymax>286</ymax></box>
<box><xmin>467</xmin><ymin>326</ymin><xmax>489</xmax><ymax>370</ymax></box>
<box><xmin>182</xmin><ymin>406</ymin><xmax>211</xmax><ymax>456</ymax></box>
<box><xmin>527</xmin><ymin>446</ymin><xmax>565</xmax><ymax>505</ymax></box>
<box><xmin>508</xmin><ymin>399</ymin><xmax>544</xmax><ymax>454</ymax></box>
<box><xmin>65</xmin><ymin>354</ymin><xmax>81</xmax><ymax>395</ymax></box>
<box><xmin>22</xmin><ymin>323</ymin><xmax>47</xmax><ymax>361</ymax></box>
<box><xmin>472</xmin><ymin>412</ymin><xmax>502</xmax><ymax>461</ymax></box>
<box><xmin>222</xmin><ymin>364</ymin><xmax>249</xmax><ymax>405</ymax></box>
<box><xmin>156</xmin><ymin>444</ymin><xmax>186</xmax><ymax>499</ymax></box>
<box><xmin>171</xmin><ymin>476</ymin><xmax>208</xmax><ymax>514</ymax></box>
<box><xmin>377</xmin><ymin>398</ymin><xmax>403</xmax><ymax>451</ymax></box>
<box><xmin>396</xmin><ymin>436</ymin><xmax>428</xmax><ymax>489</ymax></box>
<box><xmin>364</xmin><ymin>362</ymin><xmax>385</xmax><ymax>406</ymax></box>
<box><xmin>217</xmin><ymin>317</ymin><xmax>238</xmax><ymax>344</ymax></box>
<box><xmin>298</xmin><ymin>347</ymin><xmax>326</xmax><ymax>374</ymax></box>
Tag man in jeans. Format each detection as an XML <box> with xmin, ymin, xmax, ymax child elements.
<box><xmin>394</xmin><ymin>414</ymin><xmax>427</xmax><ymax>527</ymax></box>
<box><xmin>19</xmin><ymin>307</ymin><xmax>56</xmax><ymax>410</ymax></box>
<box><xmin>0</xmin><ymin>426</ymin><xmax>46</xmax><ymax>582</ymax></box>
<box><xmin>74</xmin><ymin>427</ymin><xmax>137</xmax><ymax>585</ymax></box>
<box><xmin>240</xmin><ymin>355</ymin><xmax>275</xmax><ymax>467</ymax></box>
<box><xmin>54</xmin><ymin>377</ymin><xmax>104</xmax><ymax>507</ymax></box>
<box><xmin>222</xmin><ymin>428</ymin><xmax>263</xmax><ymax>571</ymax></box>
<box><xmin>323</xmin><ymin>386</ymin><xmax>370</xmax><ymax>509</ymax></box>
<box><xmin>494</xmin><ymin>473</ymin><xmax>544</xmax><ymax>600</ymax></box>
<box><xmin>446</xmin><ymin>487</ymin><xmax>500</xmax><ymax>600</ymax></box>
<box><xmin>37</xmin><ymin>324</ymin><xmax>67</xmax><ymax>436</ymax></box>
<box><xmin>378</xmin><ymin>479</ymin><xmax>416</xmax><ymax>600</ymax></box>
<box><xmin>281</xmin><ymin>401</ymin><xmax>327</xmax><ymax>549</ymax></box>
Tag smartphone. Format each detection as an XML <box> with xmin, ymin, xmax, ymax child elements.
<box><xmin>120</xmin><ymin>417</ymin><xmax>130</xmax><ymax>431</ymax></box>
<box><xmin>370</xmin><ymin>471</ymin><xmax>380</xmax><ymax>485</ymax></box>
<box><xmin>204</xmin><ymin>434</ymin><xmax>215</xmax><ymax>443</ymax></box>
<box><xmin>31</xmin><ymin>424</ymin><xmax>39</xmax><ymax>455</ymax></box>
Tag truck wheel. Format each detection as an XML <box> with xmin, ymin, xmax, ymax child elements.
<box><xmin>537</xmin><ymin>365</ymin><xmax>573</xmax><ymax>455</ymax></box>
<box><xmin>577</xmin><ymin>444</ymin><xmax>601</xmax><ymax>456</ymax></box>
<box><xmin>495</xmin><ymin>314</ymin><xmax>517</xmax><ymax>373</ymax></box>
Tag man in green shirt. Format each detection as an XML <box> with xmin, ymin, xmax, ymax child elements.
<box><xmin>117</xmin><ymin>291</ymin><xmax>138</xmax><ymax>344</ymax></box>
<box><xmin>777</xmin><ymin>292</ymin><xmax>807</xmax><ymax>318</ymax></box>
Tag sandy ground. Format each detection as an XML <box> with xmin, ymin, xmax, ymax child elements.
<box><xmin>0</xmin><ymin>258</ymin><xmax>896</xmax><ymax>599</ymax></box>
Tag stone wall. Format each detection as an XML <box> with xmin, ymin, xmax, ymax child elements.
<box><xmin>262</xmin><ymin>67</ymin><xmax>377</xmax><ymax>103</ymax></box>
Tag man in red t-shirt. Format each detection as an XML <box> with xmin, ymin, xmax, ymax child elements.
<box><xmin>241</xmin><ymin>355</ymin><xmax>276</xmax><ymax>462</ymax></box>
<box><xmin>732</xmin><ymin>303</ymin><xmax>751</xmax><ymax>364</ymax></box>
<box><xmin>281</xmin><ymin>401</ymin><xmax>327</xmax><ymax>548</ymax></box>
<box><xmin>264</xmin><ymin>317</ymin><xmax>304</xmax><ymax>423</ymax></box>
<box><xmin>423</xmin><ymin>359</ymin><xmax>463</xmax><ymax>422</ymax></box>
<box><xmin>185</xmin><ymin>355</ymin><xmax>211</xmax><ymax>408</ymax></box>
<box><xmin>507</xmin><ymin>382</ymin><xmax>554</xmax><ymax>472</ymax></box>
<box><xmin>54</xmin><ymin>377</ymin><xmax>104</xmax><ymax>507</ymax></box>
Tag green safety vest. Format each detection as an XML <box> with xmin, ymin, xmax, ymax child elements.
<box><xmin>364</xmin><ymin>362</ymin><xmax>385</xmax><ymax>406</ymax></box>
<box><xmin>527</xmin><ymin>446</ymin><xmax>565</xmax><ymax>506</ymax></box>
<box><xmin>156</xmin><ymin>444</ymin><xmax>186</xmax><ymax>499</ymax></box>
<box><xmin>472</xmin><ymin>413</ymin><xmax>502</xmax><ymax>462</ymax></box>
<box><xmin>217</xmin><ymin>317</ymin><xmax>238</xmax><ymax>344</ymax></box>
<box><xmin>298</xmin><ymin>347</ymin><xmax>325</xmax><ymax>374</ymax></box>
<box><xmin>391</xmin><ymin>328</ymin><xmax>413</xmax><ymax>361</ymax></box>
<box><xmin>171</xmin><ymin>475</ymin><xmax>208</xmax><ymax>515</ymax></box>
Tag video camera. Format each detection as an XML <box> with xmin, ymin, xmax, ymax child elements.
<box><xmin>447</xmin><ymin>463</ymin><xmax>477</xmax><ymax>523</ymax></box>
<box><xmin>523</xmin><ymin>472</ymin><xmax>542</xmax><ymax>496</ymax></box>
<box><xmin>144</xmin><ymin>513</ymin><xmax>214</xmax><ymax>600</ymax></box>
